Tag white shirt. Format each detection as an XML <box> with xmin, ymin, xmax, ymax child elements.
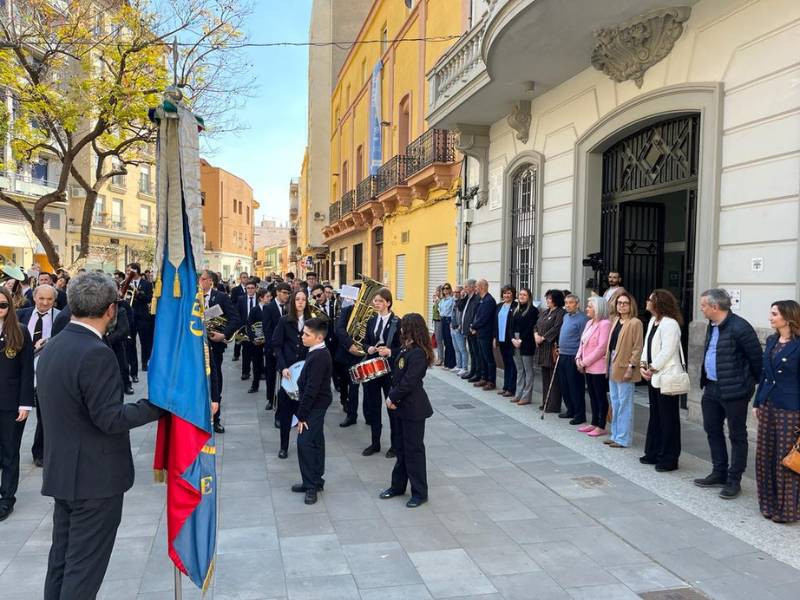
<box><xmin>296</xmin><ymin>317</ymin><xmax>305</xmax><ymax>332</ymax></box>
<box><xmin>374</xmin><ymin>313</ymin><xmax>390</xmax><ymax>343</ymax></box>
<box><xmin>204</xmin><ymin>291</ymin><xmax>212</xmax><ymax>309</ymax></box>
<box><xmin>603</xmin><ymin>286</ymin><xmax>621</xmax><ymax>301</ymax></box>
<box><xmin>72</xmin><ymin>320</ymin><xmax>104</xmax><ymax>339</ymax></box>
<box><xmin>308</xmin><ymin>341</ymin><xmax>326</xmax><ymax>353</ymax></box>
<box><xmin>27</xmin><ymin>308</ymin><xmax>54</xmax><ymax>342</ymax></box>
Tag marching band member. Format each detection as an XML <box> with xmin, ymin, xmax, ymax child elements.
<box><xmin>230</xmin><ymin>272</ymin><xmax>250</xmax><ymax>362</ymax></box>
<box><xmin>245</xmin><ymin>288</ymin><xmax>271</xmax><ymax>394</ymax></box>
<box><xmin>317</xmin><ymin>284</ymin><xmax>346</xmax><ymax>407</ymax></box>
<box><xmin>263</xmin><ymin>283</ymin><xmax>291</xmax><ymax>412</ymax></box>
<box><xmin>361</xmin><ymin>288</ymin><xmax>401</xmax><ymax>458</ymax></box>
<box><xmin>125</xmin><ymin>262</ymin><xmax>154</xmax><ymax>380</ymax></box>
<box><xmin>272</xmin><ymin>289</ymin><xmax>311</xmax><ymax>458</ymax></box>
<box><xmin>379</xmin><ymin>313</ymin><xmax>434</xmax><ymax>508</ymax></box>
<box><xmin>335</xmin><ymin>284</ymin><xmax>362</xmax><ymax>428</ymax></box>
<box><xmin>236</xmin><ymin>279</ymin><xmax>260</xmax><ymax>388</ymax></box>
<box><xmin>199</xmin><ymin>269</ymin><xmax>241</xmax><ymax>434</ymax></box>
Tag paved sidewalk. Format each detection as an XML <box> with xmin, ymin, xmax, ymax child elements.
<box><xmin>1</xmin><ymin>358</ymin><xmax>798</xmax><ymax>600</ymax></box>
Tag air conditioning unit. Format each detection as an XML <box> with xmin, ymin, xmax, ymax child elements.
<box><xmin>70</xmin><ymin>185</ymin><xmax>86</xmax><ymax>198</ymax></box>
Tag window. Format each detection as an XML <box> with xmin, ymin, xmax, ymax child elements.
<box><xmin>111</xmin><ymin>159</ymin><xmax>125</xmax><ymax>187</ymax></box>
<box><xmin>396</xmin><ymin>255</ymin><xmax>406</xmax><ymax>300</ymax></box>
<box><xmin>201</xmin><ymin>191</ymin><xmax>206</xmax><ymax>206</ymax></box>
<box><xmin>355</xmin><ymin>146</ymin><xmax>364</xmax><ymax>183</ymax></box>
<box><xmin>232</xmin><ymin>197</ymin><xmax>237</xmax><ymax>213</ymax></box>
<box><xmin>139</xmin><ymin>205</ymin><xmax>151</xmax><ymax>233</ymax></box>
<box><xmin>330</xmin><ymin>250</ymin><xmax>336</xmax><ymax>281</ymax></box>
<box><xmin>339</xmin><ymin>247</ymin><xmax>347</xmax><ymax>285</ymax></box>
<box><xmin>381</xmin><ymin>25</ymin><xmax>388</xmax><ymax>54</ymax></box>
<box><xmin>509</xmin><ymin>166</ymin><xmax>537</xmax><ymax>291</ymax></box>
<box><xmin>93</xmin><ymin>195</ymin><xmax>106</xmax><ymax>225</ymax></box>
<box><xmin>353</xmin><ymin>243</ymin><xmax>363</xmax><ymax>280</ymax></box>
<box><xmin>238</xmin><ymin>200</ymin><xmax>243</xmax><ymax>215</ymax></box>
<box><xmin>373</xmin><ymin>227</ymin><xmax>383</xmax><ymax>281</ymax></box>
<box><xmin>111</xmin><ymin>198</ymin><xmax>123</xmax><ymax>229</ymax></box>
<box><xmin>398</xmin><ymin>95</ymin><xmax>411</xmax><ymax>154</ymax></box>
<box><xmin>246</xmin><ymin>206</ymin><xmax>250</xmax><ymax>225</ymax></box>
<box><xmin>138</xmin><ymin>164</ymin><xmax>152</xmax><ymax>194</ymax></box>
<box><xmin>342</xmin><ymin>161</ymin><xmax>349</xmax><ymax>193</ymax></box>
<box><xmin>31</xmin><ymin>157</ymin><xmax>49</xmax><ymax>183</ymax></box>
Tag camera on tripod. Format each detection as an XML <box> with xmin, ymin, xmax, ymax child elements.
<box><xmin>582</xmin><ymin>252</ymin><xmax>605</xmax><ymax>292</ymax></box>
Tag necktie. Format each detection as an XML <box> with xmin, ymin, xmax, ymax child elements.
<box><xmin>281</xmin><ymin>303</ymin><xmax>287</xmax><ymax>316</ymax></box>
<box><xmin>249</xmin><ymin>297</ymin><xmax>254</xmax><ymax>315</ymax></box>
<box><xmin>375</xmin><ymin>317</ymin><xmax>384</xmax><ymax>343</ymax></box>
<box><xmin>33</xmin><ymin>312</ymin><xmax>44</xmax><ymax>344</ymax></box>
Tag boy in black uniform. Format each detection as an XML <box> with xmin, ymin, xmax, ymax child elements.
<box><xmin>292</xmin><ymin>318</ymin><xmax>332</xmax><ymax>505</ymax></box>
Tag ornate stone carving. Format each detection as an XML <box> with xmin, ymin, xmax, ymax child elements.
<box><xmin>507</xmin><ymin>100</ymin><xmax>531</xmax><ymax>144</ymax></box>
<box><xmin>591</xmin><ymin>7</ymin><xmax>691</xmax><ymax>88</ymax></box>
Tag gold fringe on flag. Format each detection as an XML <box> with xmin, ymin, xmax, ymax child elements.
<box><xmin>153</xmin><ymin>469</ymin><xmax>166</xmax><ymax>483</ymax></box>
<box><xmin>173</xmin><ymin>271</ymin><xmax>181</xmax><ymax>297</ymax></box>
<box><xmin>151</xmin><ymin>276</ymin><xmax>163</xmax><ymax>315</ymax></box>
<box><xmin>202</xmin><ymin>557</ymin><xmax>216</xmax><ymax>595</ymax></box>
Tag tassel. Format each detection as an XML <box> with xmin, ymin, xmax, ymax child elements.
<box><xmin>153</xmin><ymin>469</ymin><xmax>166</xmax><ymax>483</ymax></box>
<box><xmin>153</xmin><ymin>276</ymin><xmax>163</xmax><ymax>298</ymax></box>
<box><xmin>173</xmin><ymin>271</ymin><xmax>181</xmax><ymax>297</ymax></box>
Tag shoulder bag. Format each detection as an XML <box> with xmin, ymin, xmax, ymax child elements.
<box><xmin>658</xmin><ymin>342</ymin><xmax>691</xmax><ymax>396</ymax></box>
<box><xmin>782</xmin><ymin>428</ymin><xmax>800</xmax><ymax>474</ymax></box>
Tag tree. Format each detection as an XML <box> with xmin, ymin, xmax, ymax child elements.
<box><xmin>0</xmin><ymin>0</ymin><xmax>253</xmax><ymax>269</ymax></box>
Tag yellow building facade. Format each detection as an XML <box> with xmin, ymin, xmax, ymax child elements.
<box><xmin>322</xmin><ymin>0</ymin><xmax>468</xmax><ymax>317</ymax></box>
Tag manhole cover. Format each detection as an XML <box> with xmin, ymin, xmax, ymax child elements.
<box><xmin>571</xmin><ymin>476</ymin><xmax>608</xmax><ymax>489</ymax></box>
<box><xmin>640</xmin><ymin>589</ymin><xmax>708</xmax><ymax>600</ymax></box>
<box><xmin>453</xmin><ymin>403</ymin><xmax>476</xmax><ymax>410</ymax></box>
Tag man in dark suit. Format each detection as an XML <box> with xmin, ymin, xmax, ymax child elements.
<box><xmin>335</xmin><ymin>287</ymin><xmax>363</xmax><ymax>428</ymax></box>
<box><xmin>126</xmin><ymin>262</ymin><xmax>154</xmax><ymax>378</ymax></box>
<box><xmin>243</xmin><ymin>285</ymin><xmax>268</xmax><ymax>393</ymax></box>
<box><xmin>36</xmin><ymin>272</ymin><xmax>163</xmax><ymax>600</ymax></box>
<box><xmin>17</xmin><ymin>284</ymin><xmax>60</xmax><ymax>467</ymax></box>
<box><xmin>460</xmin><ymin>279</ymin><xmax>480</xmax><ymax>381</ymax></box>
<box><xmin>262</xmin><ymin>282</ymin><xmax>290</xmax><ymax>411</ymax></box>
<box><xmin>199</xmin><ymin>269</ymin><xmax>241</xmax><ymax>433</ymax></box>
<box><xmin>470</xmin><ymin>279</ymin><xmax>497</xmax><ymax>390</ymax></box>
<box><xmin>230</xmin><ymin>272</ymin><xmax>250</xmax><ymax>361</ymax></box>
<box><xmin>236</xmin><ymin>279</ymin><xmax>259</xmax><ymax>385</ymax></box>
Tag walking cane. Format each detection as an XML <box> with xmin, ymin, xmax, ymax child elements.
<box><xmin>540</xmin><ymin>353</ymin><xmax>560</xmax><ymax>420</ymax></box>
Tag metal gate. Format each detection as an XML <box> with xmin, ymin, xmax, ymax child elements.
<box><xmin>620</xmin><ymin>202</ymin><xmax>664</xmax><ymax>319</ymax></box>
<box><xmin>509</xmin><ymin>166</ymin><xmax>536</xmax><ymax>291</ymax></box>
<box><xmin>426</xmin><ymin>244</ymin><xmax>448</xmax><ymax>327</ymax></box>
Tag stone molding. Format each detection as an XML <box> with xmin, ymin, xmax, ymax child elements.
<box><xmin>591</xmin><ymin>6</ymin><xmax>692</xmax><ymax>88</ymax></box>
<box><xmin>506</xmin><ymin>100</ymin><xmax>531</xmax><ymax>144</ymax></box>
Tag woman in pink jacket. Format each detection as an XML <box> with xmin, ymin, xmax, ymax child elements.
<box><xmin>575</xmin><ymin>296</ymin><xmax>612</xmax><ymax>437</ymax></box>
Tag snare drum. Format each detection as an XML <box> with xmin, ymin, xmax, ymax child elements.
<box><xmin>349</xmin><ymin>356</ymin><xmax>390</xmax><ymax>385</ymax></box>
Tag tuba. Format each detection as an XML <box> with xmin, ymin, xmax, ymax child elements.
<box><xmin>345</xmin><ymin>276</ymin><xmax>383</xmax><ymax>356</ymax></box>
<box><xmin>309</xmin><ymin>303</ymin><xmax>330</xmax><ymax>323</ymax></box>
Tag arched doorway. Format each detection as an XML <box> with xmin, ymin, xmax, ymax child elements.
<box><xmin>509</xmin><ymin>165</ymin><xmax>537</xmax><ymax>291</ymax></box>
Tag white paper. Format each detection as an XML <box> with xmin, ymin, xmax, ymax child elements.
<box><xmin>291</xmin><ymin>415</ymin><xmax>298</xmax><ymax>427</ymax></box>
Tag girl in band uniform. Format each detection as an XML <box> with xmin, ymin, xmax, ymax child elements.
<box><xmin>272</xmin><ymin>290</ymin><xmax>311</xmax><ymax>458</ymax></box>
<box><xmin>379</xmin><ymin>313</ymin><xmax>434</xmax><ymax>508</ymax></box>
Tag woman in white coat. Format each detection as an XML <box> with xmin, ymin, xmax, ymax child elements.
<box><xmin>639</xmin><ymin>289</ymin><xmax>684</xmax><ymax>472</ymax></box>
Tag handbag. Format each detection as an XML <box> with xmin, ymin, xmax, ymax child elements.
<box><xmin>431</xmin><ymin>333</ymin><xmax>437</xmax><ymax>349</ymax></box>
<box><xmin>657</xmin><ymin>343</ymin><xmax>691</xmax><ymax>396</ymax></box>
<box><xmin>782</xmin><ymin>429</ymin><xmax>800</xmax><ymax>474</ymax></box>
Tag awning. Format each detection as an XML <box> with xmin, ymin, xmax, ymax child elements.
<box><xmin>0</xmin><ymin>221</ymin><xmax>35</xmax><ymax>248</ymax></box>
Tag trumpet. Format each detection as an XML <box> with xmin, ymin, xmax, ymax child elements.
<box><xmin>309</xmin><ymin>303</ymin><xmax>330</xmax><ymax>322</ymax></box>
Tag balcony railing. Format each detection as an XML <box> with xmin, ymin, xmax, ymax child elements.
<box><xmin>109</xmin><ymin>218</ymin><xmax>124</xmax><ymax>230</ymax></box>
<box><xmin>341</xmin><ymin>190</ymin><xmax>355</xmax><ymax>215</ymax></box>
<box><xmin>329</xmin><ymin>201</ymin><xmax>340</xmax><ymax>222</ymax></box>
<box><xmin>376</xmin><ymin>156</ymin><xmax>414</xmax><ymax>196</ymax></box>
<box><xmin>356</xmin><ymin>175</ymin><xmax>377</xmax><ymax>206</ymax></box>
<box><xmin>406</xmin><ymin>129</ymin><xmax>457</xmax><ymax>177</ymax></box>
<box><xmin>0</xmin><ymin>171</ymin><xmax>60</xmax><ymax>197</ymax></box>
<box><xmin>139</xmin><ymin>223</ymin><xmax>154</xmax><ymax>235</ymax></box>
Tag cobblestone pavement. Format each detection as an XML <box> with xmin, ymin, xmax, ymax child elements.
<box><xmin>1</xmin><ymin>358</ymin><xmax>799</xmax><ymax>600</ymax></box>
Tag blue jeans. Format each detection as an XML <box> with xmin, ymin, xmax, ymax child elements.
<box><xmin>451</xmin><ymin>328</ymin><xmax>468</xmax><ymax>370</ymax></box>
<box><xmin>609</xmin><ymin>380</ymin><xmax>634</xmax><ymax>447</ymax></box>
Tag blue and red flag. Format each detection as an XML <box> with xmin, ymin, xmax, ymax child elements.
<box><xmin>148</xmin><ymin>98</ymin><xmax>216</xmax><ymax>592</ymax></box>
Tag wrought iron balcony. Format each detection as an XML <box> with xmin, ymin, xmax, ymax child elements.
<box><xmin>341</xmin><ymin>190</ymin><xmax>355</xmax><ymax>215</ymax></box>
<box><xmin>376</xmin><ymin>156</ymin><xmax>414</xmax><ymax>196</ymax></box>
<box><xmin>329</xmin><ymin>200</ymin><xmax>340</xmax><ymax>222</ymax></box>
<box><xmin>405</xmin><ymin>129</ymin><xmax>457</xmax><ymax>177</ymax></box>
<box><xmin>356</xmin><ymin>175</ymin><xmax>377</xmax><ymax>206</ymax></box>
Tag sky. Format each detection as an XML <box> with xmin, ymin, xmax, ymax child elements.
<box><xmin>203</xmin><ymin>1</ymin><xmax>312</xmax><ymax>224</ymax></box>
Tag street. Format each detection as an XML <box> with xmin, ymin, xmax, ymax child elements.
<box><xmin>1</xmin><ymin>359</ymin><xmax>799</xmax><ymax>600</ymax></box>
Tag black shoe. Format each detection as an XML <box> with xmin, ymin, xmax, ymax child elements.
<box><xmin>694</xmin><ymin>473</ymin><xmax>727</xmax><ymax>488</ymax></box>
<box><xmin>241</xmin><ymin>373</ymin><xmax>250</xmax><ymax>380</ymax></box>
<box><xmin>339</xmin><ymin>417</ymin><xmax>357</xmax><ymax>427</ymax></box>
<box><xmin>379</xmin><ymin>488</ymin><xmax>402</xmax><ymax>499</ymax></box>
<box><xmin>124</xmin><ymin>385</ymin><xmax>134</xmax><ymax>395</ymax></box>
<box><xmin>213</xmin><ymin>422</ymin><xmax>225</xmax><ymax>434</ymax></box>
<box><xmin>385</xmin><ymin>448</ymin><xmax>396</xmax><ymax>459</ymax></box>
<box><xmin>655</xmin><ymin>464</ymin><xmax>678</xmax><ymax>472</ymax></box>
<box><xmin>33</xmin><ymin>458</ymin><xmax>43</xmax><ymax>468</ymax></box>
<box><xmin>291</xmin><ymin>483</ymin><xmax>307</xmax><ymax>493</ymax></box>
<box><xmin>639</xmin><ymin>456</ymin><xmax>658</xmax><ymax>465</ymax></box>
<box><xmin>558</xmin><ymin>412</ymin><xmax>573</xmax><ymax>419</ymax></box>
<box><xmin>0</xmin><ymin>504</ymin><xmax>13</xmax><ymax>522</ymax></box>
<box><xmin>232</xmin><ymin>356</ymin><xmax>240</xmax><ymax>362</ymax></box>
<box><xmin>719</xmin><ymin>482</ymin><xmax>741</xmax><ymax>499</ymax></box>
<box><xmin>278</xmin><ymin>449</ymin><xmax>288</xmax><ymax>459</ymax></box>
<box><xmin>568</xmin><ymin>418</ymin><xmax>585</xmax><ymax>426</ymax></box>
<box><xmin>304</xmin><ymin>489</ymin><xmax>318</xmax><ymax>505</ymax></box>
<box><xmin>131</xmin><ymin>375</ymin><xmax>139</xmax><ymax>383</ymax></box>
<box><xmin>142</xmin><ymin>364</ymin><xmax>148</xmax><ymax>372</ymax></box>
<box><xmin>265</xmin><ymin>400</ymin><xmax>274</xmax><ymax>411</ymax></box>
<box><xmin>461</xmin><ymin>373</ymin><xmax>474</xmax><ymax>380</ymax></box>
<box><xmin>406</xmin><ymin>497</ymin><xmax>427</xmax><ymax>508</ymax></box>
<box><xmin>362</xmin><ymin>445</ymin><xmax>380</xmax><ymax>457</ymax></box>
<box><xmin>248</xmin><ymin>386</ymin><xmax>258</xmax><ymax>394</ymax></box>
<box><xmin>467</xmin><ymin>377</ymin><xmax>481</xmax><ymax>383</ymax></box>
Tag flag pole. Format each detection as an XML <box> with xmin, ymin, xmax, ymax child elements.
<box><xmin>174</xmin><ymin>566</ymin><xmax>183</xmax><ymax>600</ymax></box>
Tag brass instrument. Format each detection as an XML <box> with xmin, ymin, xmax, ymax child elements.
<box><xmin>119</xmin><ymin>271</ymin><xmax>136</xmax><ymax>306</ymax></box>
<box><xmin>345</xmin><ymin>276</ymin><xmax>383</xmax><ymax>355</ymax></box>
<box><xmin>309</xmin><ymin>303</ymin><xmax>330</xmax><ymax>322</ymax></box>
<box><xmin>252</xmin><ymin>321</ymin><xmax>265</xmax><ymax>345</ymax></box>
<box><xmin>205</xmin><ymin>315</ymin><xmax>244</xmax><ymax>344</ymax></box>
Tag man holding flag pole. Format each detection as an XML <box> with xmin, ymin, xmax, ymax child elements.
<box><xmin>147</xmin><ymin>86</ymin><xmax>218</xmax><ymax>594</ymax></box>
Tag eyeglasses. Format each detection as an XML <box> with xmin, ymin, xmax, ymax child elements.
<box><xmin>0</xmin><ymin>302</ymin><xmax>9</xmax><ymax>309</ymax></box>
<box><xmin>312</xmin><ymin>293</ymin><xmax>323</xmax><ymax>299</ymax></box>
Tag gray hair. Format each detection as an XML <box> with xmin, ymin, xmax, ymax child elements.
<box><xmin>700</xmin><ymin>288</ymin><xmax>731</xmax><ymax>311</ymax></box>
<box><xmin>33</xmin><ymin>283</ymin><xmax>56</xmax><ymax>299</ymax></box>
<box><xmin>67</xmin><ymin>272</ymin><xmax>117</xmax><ymax>318</ymax></box>
<box><xmin>587</xmin><ymin>296</ymin><xmax>609</xmax><ymax>321</ymax></box>
<box><xmin>465</xmin><ymin>278</ymin><xmax>476</xmax><ymax>287</ymax></box>
<box><xmin>565</xmin><ymin>293</ymin><xmax>581</xmax><ymax>305</ymax></box>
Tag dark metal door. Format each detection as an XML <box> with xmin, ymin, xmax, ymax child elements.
<box><xmin>509</xmin><ymin>166</ymin><xmax>537</xmax><ymax>291</ymax></box>
<box><xmin>619</xmin><ymin>202</ymin><xmax>664</xmax><ymax>318</ymax></box>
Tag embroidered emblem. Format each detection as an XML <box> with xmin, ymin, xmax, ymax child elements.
<box><xmin>398</xmin><ymin>357</ymin><xmax>405</xmax><ymax>370</ymax></box>
<box><xmin>5</xmin><ymin>347</ymin><xmax>17</xmax><ymax>359</ymax></box>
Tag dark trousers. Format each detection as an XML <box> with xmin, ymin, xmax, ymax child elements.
<box><xmin>0</xmin><ymin>410</ymin><xmax>25</xmax><ymax>508</ymax></box>
<box><xmin>477</xmin><ymin>336</ymin><xmax>496</xmax><ymax>383</ymax></box>
<box><xmin>644</xmin><ymin>383</ymin><xmax>681</xmax><ymax>467</ymax></box>
<box><xmin>440</xmin><ymin>317</ymin><xmax>456</xmax><ymax>368</ymax></box>
<box><xmin>242</xmin><ymin>341</ymin><xmax>262</xmax><ymax>382</ymax></box>
<box><xmin>135</xmin><ymin>318</ymin><xmax>154</xmax><ymax>370</ymax></box>
<box><xmin>701</xmin><ymin>382</ymin><xmax>749</xmax><ymax>482</ymax></box>
<box><xmin>364</xmin><ymin>376</ymin><xmax>396</xmax><ymax>448</ymax></box>
<box><xmin>557</xmin><ymin>355</ymin><xmax>586</xmax><ymax>421</ymax></box>
<box><xmin>44</xmin><ymin>494</ymin><xmax>124</xmax><ymax>600</ymax></box>
<box><xmin>586</xmin><ymin>373</ymin><xmax>609</xmax><ymax>429</ymax></box>
<box><xmin>277</xmin><ymin>389</ymin><xmax>299</xmax><ymax>451</ymax></box>
<box><xmin>32</xmin><ymin>392</ymin><xmax>44</xmax><ymax>462</ymax></box>
<box><xmin>125</xmin><ymin>336</ymin><xmax>138</xmax><ymax>377</ymax></box>
<box><xmin>498</xmin><ymin>341</ymin><xmax>517</xmax><ymax>394</ymax></box>
<box><xmin>210</xmin><ymin>349</ymin><xmax>224</xmax><ymax>422</ymax></box>
<box><xmin>264</xmin><ymin>354</ymin><xmax>277</xmax><ymax>402</ymax></box>
<box><xmin>466</xmin><ymin>334</ymin><xmax>479</xmax><ymax>378</ymax></box>
<box><xmin>297</xmin><ymin>408</ymin><xmax>327</xmax><ymax>490</ymax></box>
<box><xmin>233</xmin><ymin>340</ymin><xmax>242</xmax><ymax>360</ymax></box>
<box><xmin>391</xmin><ymin>418</ymin><xmax>428</xmax><ymax>500</ymax></box>
<box><xmin>541</xmin><ymin>366</ymin><xmax>563</xmax><ymax>412</ymax></box>
<box><xmin>345</xmin><ymin>381</ymin><xmax>360</xmax><ymax>418</ymax></box>
<box><xmin>333</xmin><ymin>361</ymin><xmax>351</xmax><ymax>407</ymax></box>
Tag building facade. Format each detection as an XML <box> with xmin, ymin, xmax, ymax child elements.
<box><xmin>322</xmin><ymin>0</ymin><xmax>468</xmax><ymax>317</ymax></box>
<box><xmin>428</xmin><ymin>0</ymin><xmax>800</xmax><ymax>418</ymax></box>
<box><xmin>254</xmin><ymin>217</ymin><xmax>290</xmax><ymax>250</ymax></box>
<box><xmin>254</xmin><ymin>244</ymin><xmax>289</xmax><ymax>280</ymax></box>
<box><xmin>200</xmin><ymin>159</ymin><xmax>257</xmax><ymax>280</ymax></box>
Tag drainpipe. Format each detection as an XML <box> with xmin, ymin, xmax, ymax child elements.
<box><xmin>455</xmin><ymin>159</ymin><xmax>466</xmax><ymax>283</ymax></box>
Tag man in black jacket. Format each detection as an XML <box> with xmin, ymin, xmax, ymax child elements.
<box><xmin>262</xmin><ymin>282</ymin><xmax>290</xmax><ymax>411</ymax></box>
<box><xmin>335</xmin><ymin>289</ymin><xmax>363</xmax><ymax>427</ymax></box>
<box><xmin>237</xmin><ymin>279</ymin><xmax>260</xmax><ymax>386</ymax></box>
<box><xmin>36</xmin><ymin>272</ymin><xmax>163</xmax><ymax>600</ymax></box>
<box><xmin>460</xmin><ymin>279</ymin><xmax>480</xmax><ymax>380</ymax></box>
<box><xmin>694</xmin><ymin>288</ymin><xmax>763</xmax><ymax>500</ymax></box>
<box><xmin>230</xmin><ymin>271</ymin><xmax>250</xmax><ymax>361</ymax></box>
<box><xmin>292</xmin><ymin>318</ymin><xmax>333</xmax><ymax>504</ymax></box>
<box><xmin>470</xmin><ymin>279</ymin><xmax>497</xmax><ymax>390</ymax></box>
<box><xmin>126</xmin><ymin>262</ymin><xmax>154</xmax><ymax>379</ymax></box>
<box><xmin>245</xmin><ymin>288</ymin><xmax>271</xmax><ymax>394</ymax></box>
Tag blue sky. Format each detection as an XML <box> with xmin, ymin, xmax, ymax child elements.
<box><xmin>204</xmin><ymin>2</ymin><xmax>312</xmax><ymax>223</ymax></box>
